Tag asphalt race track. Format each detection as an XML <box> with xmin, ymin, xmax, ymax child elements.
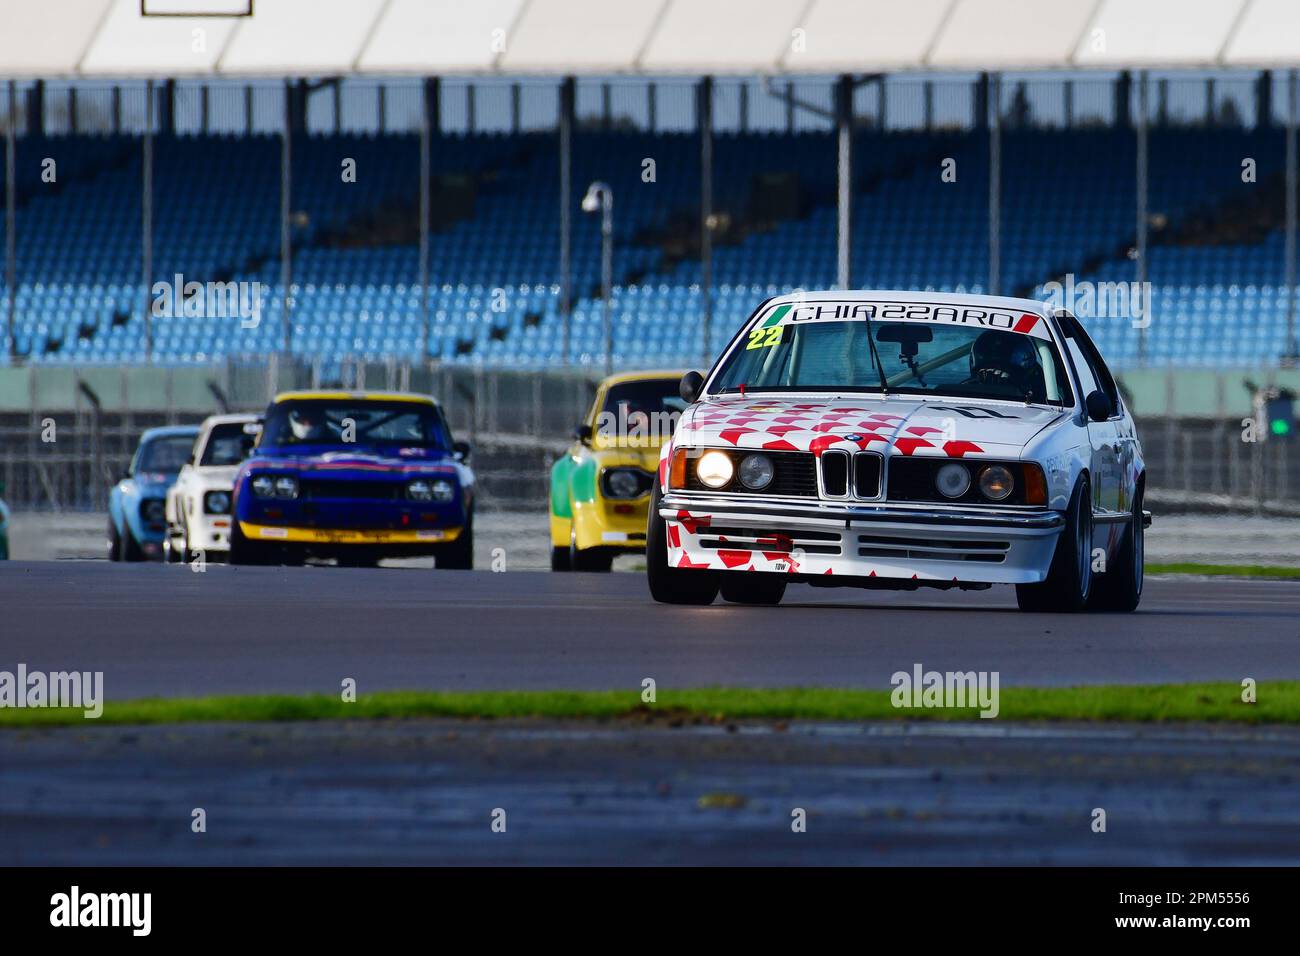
<box><xmin>5</xmin><ymin>718</ymin><xmax>1300</xmax><ymax>865</ymax></box>
<box><xmin>2</xmin><ymin>561</ymin><xmax>1298</xmax><ymax>865</ymax></box>
<box><xmin>0</xmin><ymin>561</ymin><xmax>1296</xmax><ymax>698</ymax></box>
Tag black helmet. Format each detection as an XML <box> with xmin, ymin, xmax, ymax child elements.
<box><xmin>970</xmin><ymin>331</ymin><xmax>1040</xmax><ymax>395</ymax></box>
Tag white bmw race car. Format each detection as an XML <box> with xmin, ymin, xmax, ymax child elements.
<box><xmin>649</xmin><ymin>290</ymin><xmax>1149</xmax><ymax>613</ymax></box>
<box><xmin>165</xmin><ymin>413</ymin><xmax>260</xmax><ymax>562</ymax></box>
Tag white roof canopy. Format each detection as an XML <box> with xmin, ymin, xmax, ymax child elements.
<box><xmin>81</xmin><ymin>0</ymin><xmax>239</xmax><ymax>77</ymax></box>
<box><xmin>1073</xmin><ymin>0</ymin><xmax>1250</xmax><ymax>69</ymax></box>
<box><xmin>0</xmin><ymin>0</ymin><xmax>112</xmax><ymax>77</ymax></box>
<box><xmin>217</xmin><ymin>0</ymin><xmax>387</xmax><ymax>76</ymax></box>
<box><xmin>497</xmin><ymin>0</ymin><xmax>662</xmax><ymax>75</ymax></box>
<box><xmin>931</xmin><ymin>0</ymin><xmax>1098</xmax><ymax>71</ymax></box>
<box><xmin>358</xmin><ymin>0</ymin><xmax>526</xmax><ymax>75</ymax></box>
<box><xmin>3</xmin><ymin>0</ymin><xmax>1300</xmax><ymax>78</ymax></box>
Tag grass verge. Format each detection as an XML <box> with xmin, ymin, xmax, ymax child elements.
<box><xmin>0</xmin><ymin>682</ymin><xmax>1293</xmax><ymax>728</ymax></box>
<box><xmin>1146</xmin><ymin>562</ymin><xmax>1300</xmax><ymax>579</ymax></box>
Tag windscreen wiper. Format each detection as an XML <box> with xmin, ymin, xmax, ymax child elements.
<box><xmin>862</xmin><ymin>311</ymin><xmax>890</xmax><ymax>394</ymax></box>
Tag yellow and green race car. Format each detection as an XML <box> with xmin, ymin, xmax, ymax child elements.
<box><xmin>549</xmin><ymin>370</ymin><xmax>686</xmax><ymax>571</ymax></box>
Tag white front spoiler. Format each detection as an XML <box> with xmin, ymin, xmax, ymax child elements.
<box><xmin>660</xmin><ymin>492</ymin><xmax>1064</xmax><ymax>585</ymax></box>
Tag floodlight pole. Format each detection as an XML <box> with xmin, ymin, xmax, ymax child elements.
<box><xmin>419</xmin><ymin>77</ymin><xmax>433</xmax><ymax>364</ymax></box>
<box><xmin>559</xmin><ymin>77</ymin><xmax>574</xmax><ymax>365</ymax></box>
<box><xmin>280</xmin><ymin>78</ymin><xmax>292</xmax><ymax>364</ymax></box>
<box><xmin>988</xmin><ymin>73</ymin><xmax>1001</xmax><ymax>297</ymax></box>
<box><xmin>1136</xmin><ymin>71</ymin><xmax>1150</xmax><ymax>366</ymax></box>
<box><xmin>142</xmin><ymin>79</ymin><xmax>154</xmax><ymax>365</ymax></box>
<box><xmin>700</xmin><ymin>77</ymin><xmax>713</xmax><ymax>365</ymax></box>
<box><xmin>5</xmin><ymin>80</ymin><xmax>15</xmax><ymax>364</ymax></box>
<box><xmin>582</xmin><ymin>182</ymin><xmax>614</xmax><ymax>377</ymax></box>
<box><xmin>1286</xmin><ymin>70</ymin><xmax>1298</xmax><ymax>364</ymax></box>
<box><xmin>836</xmin><ymin>74</ymin><xmax>852</xmax><ymax>290</ymax></box>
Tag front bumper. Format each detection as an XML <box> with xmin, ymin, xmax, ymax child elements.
<box><xmin>239</xmin><ymin>521</ymin><xmax>462</xmax><ymax>546</ymax></box>
<box><xmin>572</xmin><ymin>495</ymin><xmax>651</xmax><ymax>552</ymax></box>
<box><xmin>185</xmin><ymin>512</ymin><xmax>234</xmax><ymax>552</ymax></box>
<box><xmin>660</xmin><ymin>492</ymin><xmax>1064</xmax><ymax>585</ymax></box>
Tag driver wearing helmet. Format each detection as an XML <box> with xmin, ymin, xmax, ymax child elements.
<box><xmin>288</xmin><ymin>407</ymin><xmax>327</xmax><ymax>442</ymax></box>
<box><xmin>964</xmin><ymin>330</ymin><xmax>1046</xmax><ymax>401</ymax></box>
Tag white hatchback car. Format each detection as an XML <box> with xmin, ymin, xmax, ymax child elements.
<box><xmin>165</xmin><ymin>413</ymin><xmax>260</xmax><ymax>562</ymax></box>
<box><xmin>649</xmin><ymin>291</ymin><xmax>1148</xmax><ymax>613</ymax></box>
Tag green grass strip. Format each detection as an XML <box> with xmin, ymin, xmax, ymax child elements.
<box><xmin>1147</xmin><ymin>562</ymin><xmax>1300</xmax><ymax>579</ymax></box>
<box><xmin>0</xmin><ymin>682</ymin><xmax>1293</xmax><ymax>728</ymax></box>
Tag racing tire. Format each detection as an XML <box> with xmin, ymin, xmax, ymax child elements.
<box><xmin>107</xmin><ymin>520</ymin><xmax>122</xmax><ymax>562</ymax></box>
<box><xmin>550</xmin><ymin>545</ymin><xmax>572</xmax><ymax>571</ymax></box>
<box><xmin>182</xmin><ymin>523</ymin><xmax>208</xmax><ymax>565</ymax></box>
<box><xmin>228</xmin><ymin>518</ymin><xmax>272</xmax><ymax>566</ymax></box>
<box><xmin>570</xmin><ymin>528</ymin><xmax>613</xmax><ymax>572</ymax></box>
<box><xmin>438</xmin><ymin>512</ymin><xmax>474</xmax><ymax>570</ymax></box>
<box><xmin>1088</xmin><ymin>485</ymin><xmax>1144</xmax><ymax>613</ymax></box>
<box><xmin>113</xmin><ymin>520</ymin><xmax>145</xmax><ymax>562</ymax></box>
<box><xmin>719</xmin><ymin>572</ymin><xmax>787</xmax><ymax>606</ymax></box>
<box><xmin>164</xmin><ymin>529</ymin><xmax>182</xmax><ymax>564</ymax></box>
<box><xmin>646</xmin><ymin>482</ymin><xmax>718</xmax><ymax>605</ymax></box>
<box><xmin>1015</xmin><ymin>475</ymin><xmax>1093</xmax><ymax>613</ymax></box>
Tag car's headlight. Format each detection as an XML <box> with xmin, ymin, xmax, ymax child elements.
<box><xmin>251</xmin><ymin>475</ymin><xmax>275</xmax><ymax>498</ymax></box>
<box><xmin>737</xmin><ymin>453</ymin><xmax>774</xmax><ymax>490</ymax></box>
<box><xmin>604</xmin><ymin>468</ymin><xmax>645</xmax><ymax>499</ymax></box>
<box><xmin>431</xmin><ymin>479</ymin><xmax>455</xmax><ymax>503</ymax></box>
<box><xmin>204</xmin><ymin>491</ymin><xmax>231</xmax><ymax>514</ymax></box>
<box><xmin>695</xmin><ymin>450</ymin><xmax>734</xmax><ymax>489</ymax></box>
<box><xmin>978</xmin><ymin>464</ymin><xmax>1014</xmax><ymax>501</ymax></box>
<box><xmin>935</xmin><ymin>462</ymin><xmax>971</xmax><ymax>498</ymax></box>
<box><xmin>273</xmin><ymin>475</ymin><xmax>299</xmax><ymax>499</ymax></box>
<box><xmin>407</xmin><ymin>479</ymin><xmax>433</xmax><ymax>502</ymax></box>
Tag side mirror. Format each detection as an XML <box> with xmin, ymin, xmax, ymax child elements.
<box><xmin>1085</xmin><ymin>390</ymin><xmax>1113</xmax><ymax>423</ymax></box>
<box><xmin>453</xmin><ymin>440</ymin><xmax>472</xmax><ymax>463</ymax></box>
<box><xmin>573</xmin><ymin>424</ymin><xmax>593</xmax><ymax>444</ymax></box>
<box><xmin>679</xmin><ymin>370</ymin><xmax>705</xmax><ymax>404</ymax></box>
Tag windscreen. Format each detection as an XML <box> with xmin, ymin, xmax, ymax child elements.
<box><xmin>200</xmin><ymin>422</ymin><xmax>258</xmax><ymax>466</ymax></box>
<box><xmin>262</xmin><ymin>400</ymin><xmax>451</xmax><ymax>449</ymax></box>
<box><xmin>595</xmin><ymin>379</ymin><xmax>688</xmax><ymax>443</ymax></box>
<box><xmin>712</xmin><ymin>319</ymin><xmax>1071</xmax><ymax>405</ymax></box>
<box><xmin>135</xmin><ymin>435</ymin><xmax>195</xmax><ymax>475</ymax></box>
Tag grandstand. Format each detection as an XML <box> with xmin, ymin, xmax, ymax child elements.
<box><xmin>1</xmin><ymin>1</ymin><xmax>1299</xmax><ymax>377</ymax></box>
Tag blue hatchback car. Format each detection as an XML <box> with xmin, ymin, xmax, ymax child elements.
<box><xmin>108</xmin><ymin>425</ymin><xmax>200</xmax><ymax>562</ymax></box>
<box><xmin>229</xmin><ymin>391</ymin><xmax>474</xmax><ymax>568</ymax></box>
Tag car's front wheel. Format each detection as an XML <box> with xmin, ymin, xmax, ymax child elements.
<box><xmin>437</xmin><ymin>511</ymin><xmax>474</xmax><ymax>569</ymax></box>
<box><xmin>1015</xmin><ymin>475</ymin><xmax>1093</xmax><ymax>613</ymax></box>
<box><xmin>1088</xmin><ymin>485</ymin><xmax>1144</xmax><ymax>612</ymax></box>
<box><xmin>116</xmin><ymin>521</ymin><xmax>145</xmax><ymax>562</ymax></box>
<box><xmin>228</xmin><ymin>518</ymin><xmax>270</xmax><ymax>566</ymax></box>
<box><xmin>570</xmin><ymin>525</ymin><xmax>613</xmax><ymax>572</ymax></box>
<box><xmin>646</xmin><ymin>482</ymin><xmax>718</xmax><ymax>605</ymax></box>
<box><xmin>550</xmin><ymin>545</ymin><xmax>571</xmax><ymax>571</ymax></box>
<box><xmin>719</xmin><ymin>572</ymin><xmax>787</xmax><ymax>606</ymax></box>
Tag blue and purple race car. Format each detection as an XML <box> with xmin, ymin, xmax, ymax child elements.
<box><xmin>229</xmin><ymin>391</ymin><xmax>474</xmax><ymax>568</ymax></box>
